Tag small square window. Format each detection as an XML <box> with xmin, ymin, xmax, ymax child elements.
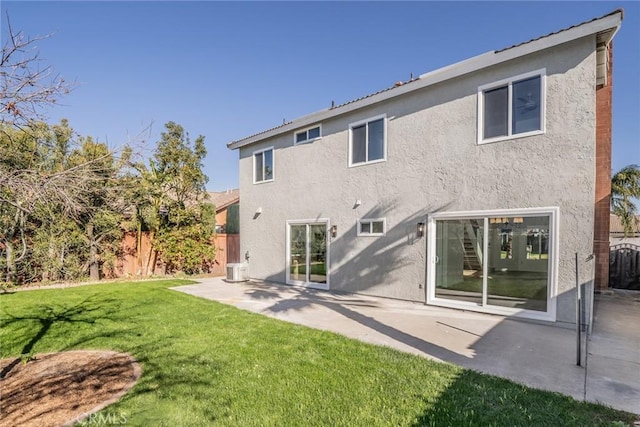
<box><xmin>357</xmin><ymin>218</ymin><xmax>386</xmax><ymax>236</ymax></box>
<box><xmin>294</xmin><ymin>125</ymin><xmax>322</xmax><ymax>145</ymax></box>
<box><xmin>308</xmin><ymin>126</ymin><xmax>320</xmax><ymax>139</ymax></box>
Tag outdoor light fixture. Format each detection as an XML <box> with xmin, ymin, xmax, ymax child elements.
<box><xmin>253</xmin><ymin>207</ymin><xmax>263</xmax><ymax>219</ymax></box>
<box><xmin>331</xmin><ymin>225</ymin><xmax>338</xmax><ymax>238</ymax></box>
<box><xmin>417</xmin><ymin>222</ymin><xmax>425</xmax><ymax>238</ymax></box>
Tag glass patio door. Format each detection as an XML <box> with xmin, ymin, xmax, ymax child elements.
<box><xmin>428</xmin><ymin>209</ymin><xmax>557</xmax><ymax>321</ymax></box>
<box><xmin>435</xmin><ymin>219</ymin><xmax>484</xmax><ymax>305</ymax></box>
<box><xmin>287</xmin><ymin>221</ymin><xmax>328</xmax><ymax>289</ymax></box>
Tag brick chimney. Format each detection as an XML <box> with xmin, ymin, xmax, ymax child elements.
<box><xmin>593</xmin><ymin>41</ymin><xmax>613</xmax><ymax>292</ymax></box>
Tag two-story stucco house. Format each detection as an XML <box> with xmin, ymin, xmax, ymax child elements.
<box><xmin>228</xmin><ymin>10</ymin><xmax>622</xmax><ymax>326</ymax></box>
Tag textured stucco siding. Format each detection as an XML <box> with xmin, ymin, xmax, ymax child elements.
<box><xmin>238</xmin><ymin>36</ymin><xmax>597</xmax><ymax>325</ymax></box>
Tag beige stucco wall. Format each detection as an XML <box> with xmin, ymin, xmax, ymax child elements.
<box><xmin>237</xmin><ymin>35</ymin><xmax>597</xmax><ymax>326</ymax></box>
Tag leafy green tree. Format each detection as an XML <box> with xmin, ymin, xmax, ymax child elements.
<box><xmin>32</xmin><ymin>211</ymin><xmax>85</xmax><ymax>282</ymax></box>
<box><xmin>611</xmin><ymin>164</ymin><xmax>640</xmax><ymax>237</ymax></box>
<box><xmin>120</xmin><ymin>159</ymin><xmax>161</xmax><ymax>276</ymax></box>
<box><xmin>156</xmin><ymin>203</ymin><xmax>216</xmax><ymax>274</ymax></box>
<box><xmin>0</xmin><ymin>121</ymin><xmax>129</xmax><ymax>283</ymax></box>
<box><xmin>129</xmin><ymin>121</ymin><xmax>212</xmax><ymax>275</ymax></box>
<box><xmin>225</xmin><ymin>203</ymin><xmax>240</xmax><ymax>234</ymax></box>
<box><xmin>66</xmin><ymin>136</ymin><xmax>128</xmax><ymax>280</ymax></box>
<box><xmin>0</xmin><ymin>122</ymin><xmax>76</xmax><ymax>282</ymax></box>
<box><xmin>154</xmin><ymin>121</ymin><xmax>208</xmax><ymax>204</ymax></box>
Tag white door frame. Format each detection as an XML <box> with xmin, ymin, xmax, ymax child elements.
<box><xmin>426</xmin><ymin>207</ymin><xmax>559</xmax><ymax>321</ymax></box>
<box><xmin>286</xmin><ymin>219</ymin><xmax>330</xmax><ymax>290</ymax></box>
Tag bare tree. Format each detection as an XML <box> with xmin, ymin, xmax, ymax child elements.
<box><xmin>0</xmin><ymin>122</ymin><xmax>126</xmax><ymax>282</ymax></box>
<box><xmin>0</xmin><ymin>15</ymin><xmax>112</xmax><ymax>283</ymax></box>
<box><xmin>0</xmin><ymin>15</ymin><xmax>156</xmax><ymax>284</ymax></box>
<box><xmin>0</xmin><ymin>12</ymin><xmax>74</xmax><ymax>128</ymax></box>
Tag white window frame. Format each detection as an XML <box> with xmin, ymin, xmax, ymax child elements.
<box><xmin>426</xmin><ymin>206</ymin><xmax>559</xmax><ymax>322</ymax></box>
<box><xmin>252</xmin><ymin>146</ymin><xmax>274</xmax><ymax>184</ymax></box>
<box><xmin>357</xmin><ymin>218</ymin><xmax>386</xmax><ymax>236</ymax></box>
<box><xmin>348</xmin><ymin>114</ymin><xmax>387</xmax><ymax>167</ymax></box>
<box><xmin>293</xmin><ymin>124</ymin><xmax>322</xmax><ymax>145</ymax></box>
<box><xmin>477</xmin><ymin>69</ymin><xmax>546</xmax><ymax>145</ymax></box>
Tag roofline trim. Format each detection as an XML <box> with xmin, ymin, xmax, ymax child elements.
<box><xmin>215</xmin><ymin>197</ymin><xmax>240</xmax><ymax>213</ymax></box>
<box><xmin>227</xmin><ymin>10</ymin><xmax>622</xmax><ymax>150</ymax></box>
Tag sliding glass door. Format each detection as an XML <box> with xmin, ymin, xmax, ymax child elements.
<box><xmin>486</xmin><ymin>216</ymin><xmax>549</xmax><ymax>312</ymax></box>
<box><xmin>435</xmin><ymin>219</ymin><xmax>484</xmax><ymax>305</ymax></box>
<box><xmin>428</xmin><ymin>208</ymin><xmax>557</xmax><ymax>320</ymax></box>
<box><xmin>287</xmin><ymin>220</ymin><xmax>329</xmax><ymax>289</ymax></box>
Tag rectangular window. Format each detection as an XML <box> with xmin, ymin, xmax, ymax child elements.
<box><xmin>478</xmin><ymin>69</ymin><xmax>545</xmax><ymax>144</ymax></box>
<box><xmin>349</xmin><ymin>115</ymin><xmax>386</xmax><ymax>166</ymax></box>
<box><xmin>357</xmin><ymin>218</ymin><xmax>386</xmax><ymax>236</ymax></box>
<box><xmin>294</xmin><ymin>125</ymin><xmax>322</xmax><ymax>145</ymax></box>
<box><xmin>253</xmin><ymin>147</ymin><xmax>274</xmax><ymax>184</ymax></box>
<box><xmin>427</xmin><ymin>207</ymin><xmax>558</xmax><ymax>321</ymax></box>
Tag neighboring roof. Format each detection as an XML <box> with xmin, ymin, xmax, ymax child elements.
<box><xmin>610</xmin><ymin>214</ymin><xmax>640</xmax><ymax>236</ymax></box>
<box><xmin>228</xmin><ymin>9</ymin><xmax>623</xmax><ymax>150</ymax></box>
<box><xmin>207</xmin><ymin>189</ymin><xmax>239</xmax><ymax>212</ymax></box>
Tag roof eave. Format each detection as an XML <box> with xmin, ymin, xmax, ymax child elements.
<box><xmin>227</xmin><ymin>10</ymin><xmax>622</xmax><ymax>151</ymax></box>
<box><xmin>215</xmin><ymin>197</ymin><xmax>240</xmax><ymax>213</ymax></box>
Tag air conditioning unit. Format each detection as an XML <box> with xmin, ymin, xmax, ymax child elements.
<box><xmin>226</xmin><ymin>263</ymin><xmax>249</xmax><ymax>282</ymax></box>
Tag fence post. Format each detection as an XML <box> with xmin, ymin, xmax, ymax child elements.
<box><xmin>575</xmin><ymin>253</ymin><xmax>581</xmax><ymax>367</ymax></box>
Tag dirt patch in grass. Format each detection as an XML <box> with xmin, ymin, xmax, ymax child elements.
<box><xmin>0</xmin><ymin>350</ymin><xmax>141</xmax><ymax>427</ymax></box>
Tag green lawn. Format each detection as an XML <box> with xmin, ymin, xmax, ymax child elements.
<box><xmin>0</xmin><ymin>280</ymin><xmax>634</xmax><ymax>426</ymax></box>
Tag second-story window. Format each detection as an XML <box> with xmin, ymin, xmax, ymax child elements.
<box><xmin>349</xmin><ymin>115</ymin><xmax>386</xmax><ymax>167</ymax></box>
<box><xmin>294</xmin><ymin>125</ymin><xmax>322</xmax><ymax>145</ymax></box>
<box><xmin>253</xmin><ymin>147</ymin><xmax>274</xmax><ymax>184</ymax></box>
<box><xmin>478</xmin><ymin>69</ymin><xmax>545</xmax><ymax>144</ymax></box>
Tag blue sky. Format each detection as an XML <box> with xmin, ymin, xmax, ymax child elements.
<box><xmin>3</xmin><ymin>1</ymin><xmax>639</xmax><ymax>192</ymax></box>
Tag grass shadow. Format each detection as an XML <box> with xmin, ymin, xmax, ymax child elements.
<box><xmin>410</xmin><ymin>369</ymin><xmax>634</xmax><ymax>426</ymax></box>
<box><xmin>0</xmin><ymin>294</ymin><xmax>124</xmax><ymax>378</ymax></box>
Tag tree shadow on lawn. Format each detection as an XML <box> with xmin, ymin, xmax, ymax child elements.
<box><xmin>409</xmin><ymin>369</ymin><xmax>634</xmax><ymax>426</ymax></box>
<box><xmin>98</xmin><ymin>340</ymin><xmax>227</xmax><ymax>424</ymax></box>
<box><xmin>0</xmin><ymin>294</ymin><xmax>126</xmax><ymax>378</ymax></box>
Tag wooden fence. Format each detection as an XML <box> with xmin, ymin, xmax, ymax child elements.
<box><xmin>114</xmin><ymin>231</ymin><xmax>239</xmax><ymax>278</ymax></box>
<box><xmin>609</xmin><ymin>243</ymin><xmax>640</xmax><ymax>290</ymax></box>
<box><xmin>211</xmin><ymin>234</ymin><xmax>240</xmax><ymax>276</ymax></box>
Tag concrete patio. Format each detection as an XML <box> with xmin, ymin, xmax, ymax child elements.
<box><xmin>173</xmin><ymin>277</ymin><xmax>639</xmax><ymax>415</ymax></box>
